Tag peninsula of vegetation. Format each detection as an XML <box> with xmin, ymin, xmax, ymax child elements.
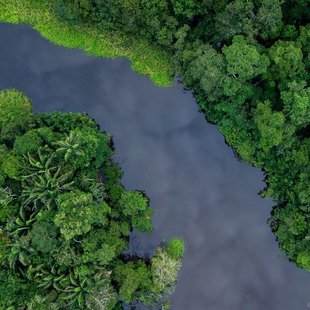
<box><xmin>0</xmin><ymin>89</ymin><xmax>184</xmax><ymax>309</ymax></box>
<box><xmin>0</xmin><ymin>0</ymin><xmax>309</xmax><ymax>273</ymax></box>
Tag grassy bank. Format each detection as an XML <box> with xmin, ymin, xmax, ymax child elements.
<box><xmin>0</xmin><ymin>0</ymin><xmax>174</xmax><ymax>87</ymax></box>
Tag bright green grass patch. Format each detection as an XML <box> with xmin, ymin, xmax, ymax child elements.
<box><xmin>0</xmin><ymin>0</ymin><xmax>174</xmax><ymax>87</ymax></box>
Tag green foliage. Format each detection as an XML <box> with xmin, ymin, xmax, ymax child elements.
<box><xmin>0</xmin><ymin>90</ymin><xmax>183</xmax><ymax>309</ymax></box>
<box><xmin>13</xmin><ymin>127</ymin><xmax>59</xmax><ymax>156</ymax></box>
<box><xmin>282</xmin><ymin>80</ymin><xmax>310</xmax><ymax>127</ymax></box>
<box><xmin>85</xmin><ymin>284</ymin><xmax>117</xmax><ymax>310</ymax></box>
<box><xmin>55</xmin><ymin>0</ymin><xmax>178</xmax><ymax>48</ymax></box>
<box><xmin>151</xmin><ymin>248</ymin><xmax>182</xmax><ymax>294</ymax></box>
<box><xmin>214</xmin><ymin>0</ymin><xmax>283</xmax><ymax>42</ymax></box>
<box><xmin>171</xmin><ymin>0</ymin><xmax>202</xmax><ymax>20</ymax></box>
<box><xmin>223</xmin><ymin>36</ymin><xmax>269</xmax><ymax>81</ymax></box>
<box><xmin>256</xmin><ymin>0</ymin><xmax>283</xmax><ymax>40</ymax></box>
<box><xmin>37</xmin><ymin>111</ymin><xmax>98</xmax><ymax>133</ymax></box>
<box><xmin>297</xmin><ymin>251</ymin><xmax>310</xmax><ymax>272</ymax></box>
<box><xmin>172</xmin><ymin>0</ymin><xmax>310</xmax><ymax>272</ymax></box>
<box><xmin>1</xmin><ymin>153</ymin><xmax>21</xmax><ymax>179</ymax></box>
<box><xmin>120</xmin><ymin>191</ymin><xmax>153</xmax><ymax>232</ymax></box>
<box><xmin>167</xmin><ymin>238</ymin><xmax>185</xmax><ymax>260</ymax></box>
<box><xmin>215</xmin><ymin>0</ymin><xmax>256</xmax><ymax>41</ymax></box>
<box><xmin>175</xmin><ymin>40</ymin><xmax>226</xmax><ymax>103</ymax></box>
<box><xmin>30</xmin><ymin>220</ymin><xmax>59</xmax><ymax>253</ymax></box>
<box><xmin>1</xmin><ymin>0</ymin><xmax>309</xmax><ymax>278</ymax></box>
<box><xmin>0</xmin><ymin>188</ymin><xmax>16</xmax><ymax>222</ymax></box>
<box><xmin>269</xmin><ymin>40</ymin><xmax>304</xmax><ymax>79</ymax></box>
<box><xmin>13</xmin><ymin>129</ymin><xmax>43</xmax><ymax>155</ymax></box>
<box><xmin>0</xmin><ymin>89</ymin><xmax>33</xmax><ymax>142</ymax></box>
<box><xmin>55</xmin><ymin>190</ymin><xmax>109</xmax><ymax>240</ymax></box>
<box><xmin>254</xmin><ymin>101</ymin><xmax>285</xmax><ymax>152</ymax></box>
<box><xmin>282</xmin><ymin>0</ymin><xmax>310</xmax><ymax>25</ymax></box>
<box><xmin>114</xmin><ymin>261</ymin><xmax>151</xmax><ymax>303</ymax></box>
<box><xmin>0</xmin><ymin>0</ymin><xmax>174</xmax><ymax>87</ymax></box>
<box><xmin>0</xmin><ymin>269</ymin><xmax>31</xmax><ymax>308</ymax></box>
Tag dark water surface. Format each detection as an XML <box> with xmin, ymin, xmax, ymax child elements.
<box><xmin>1</xmin><ymin>24</ymin><xmax>310</xmax><ymax>310</ymax></box>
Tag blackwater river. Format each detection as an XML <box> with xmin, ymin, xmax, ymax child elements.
<box><xmin>1</xmin><ymin>24</ymin><xmax>310</xmax><ymax>310</ymax></box>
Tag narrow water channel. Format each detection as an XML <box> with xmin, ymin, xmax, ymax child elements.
<box><xmin>0</xmin><ymin>24</ymin><xmax>310</xmax><ymax>310</ymax></box>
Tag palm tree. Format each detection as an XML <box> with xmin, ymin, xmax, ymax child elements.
<box><xmin>21</xmin><ymin>167</ymin><xmax>75</xmax><ymax>210</ymax></box>
<box><xmin>25</xmin><ymin>148</ymin><xmax>54</xmax><ymax>175</ymax></box>
<box><xmin>9</xmin><ymin>207</ymin><xmax>36</xmax><ymax>236</ymax></box>
<box><xmin>61</xmin><ymin>270</ymin><xmax>110</xmax><ymax>307</ymax></box>
<box><xmin>7</xmin><ymin>239</ymin><xmax>32</xmax><ymax>271</ymax></box>
<box><xmin>54</xmin><ymin>132</ymin><xmax>84</xmax><ymax>162</ymax></box>
<box><xmin>33</xmin><ymin>264</ymin><xmax>71</xmax><ymax>291</ymax></box>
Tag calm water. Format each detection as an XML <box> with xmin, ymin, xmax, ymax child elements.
<box><xmin>0</xmin><ymin>24</ymin><xmax>310</xmax><ymax>310</ymax></box>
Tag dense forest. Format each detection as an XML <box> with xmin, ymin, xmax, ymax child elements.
<box><xmin>53</xmin><ymin>0</ymin><xmax>310</xmax><ymax>271</ymax></box>
<box><xmin>0</xmin><ymin>89</ymin><xmax>184</xmax><ymax>309</ymax></box>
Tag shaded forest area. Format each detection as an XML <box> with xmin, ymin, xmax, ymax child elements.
<box><xmin>55</xmin><ymin>0</ymin><xmax>310</xmax><ymax>271</ymax></box>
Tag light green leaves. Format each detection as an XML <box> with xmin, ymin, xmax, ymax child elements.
<box><xmin>167</xmin><ymin>238</ymin><xmax>185</xmax><ymax>260</ymax></box>
<box><xmin>151</xmin><ymin>248</ymin><xmax>182</xmax><ymax>294</ymax></box>
<box><xmin>55</xmin><ymin>190</ymin><xmax>110</xmax><ymax>240</ymax></box>
<box><xmin>223</xmin><ymin>35</ymin><xmax>270</xmax><ymax>81</ymax></box>
<box><xmin>254</xmin><ymin>101</ymin><xmax>285</xmax><ymax>152</ymax></box>
<box><xmin>269</xmin><ymin>40</ymin><xmax>304</xmax><ymax>79</ymax></box>
<box><xmin>120</xmin><ymin>191</ymin><xmax>153</xmax><ymax>232</ymax></box>
<box><xmin>0</xmin><ymin>90</ymin><xmax>33</xmax><ymax>142</ymax></box>
<box><xmin>282</xmin><ymin>80</ymin><xmax>310</xmax><ymax>127</ymax></box>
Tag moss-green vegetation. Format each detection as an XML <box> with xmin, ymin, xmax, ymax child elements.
<box><xmin>0</xmin><ymin>0</ymin><xmax>174</xmax><ymax>87</ymax></box>
<box><xmin>49</xmin><ymin>0</ymin><xmax>310</xmax><ymax>272</ymax></box>
<box><xmin>0</xmin><ymin>89</ymin><xmax>184</xmax><ymax>309</ymax></box>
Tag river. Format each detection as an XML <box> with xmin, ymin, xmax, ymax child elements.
<box><xmin>0</xmin><ymin>24</ymin><xmax>310</xmax><ymax>310</ymax></box>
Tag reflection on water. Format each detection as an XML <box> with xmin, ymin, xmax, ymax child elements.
<box><xmin>0</xmin><ymin>24</ymin><xmax>310</xmax><ymax>310</ymax></box>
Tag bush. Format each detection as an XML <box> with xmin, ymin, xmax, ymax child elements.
<box><xmin>167</xmin><ymin>238</ymin><xmax>185</xmax><ymax>260</ymax></box>
<box><xmin>0</xmin><ymin>89</ymin><xmax>34</xmax><ymax>143</ymax></box>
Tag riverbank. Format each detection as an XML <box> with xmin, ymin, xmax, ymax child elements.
<box><xmin>0</xmin><ymin>0</ymin><xmax>174</xmax><ymax>87</ymax></box>
<box><xmin>2</xmin><ymin>24</ymin><xmax>310</xmax><ymax>309</ymax></box>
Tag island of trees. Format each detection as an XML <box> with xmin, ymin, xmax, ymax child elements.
<box><xmin>0</xmin><ymin>0</ymin><xmax>309</xmax><ymax>274</ymax></box>
<box><xmin>0</xmin><ymin>89</ymin><xmax>184</xmax><ymax>309</ymax></box>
